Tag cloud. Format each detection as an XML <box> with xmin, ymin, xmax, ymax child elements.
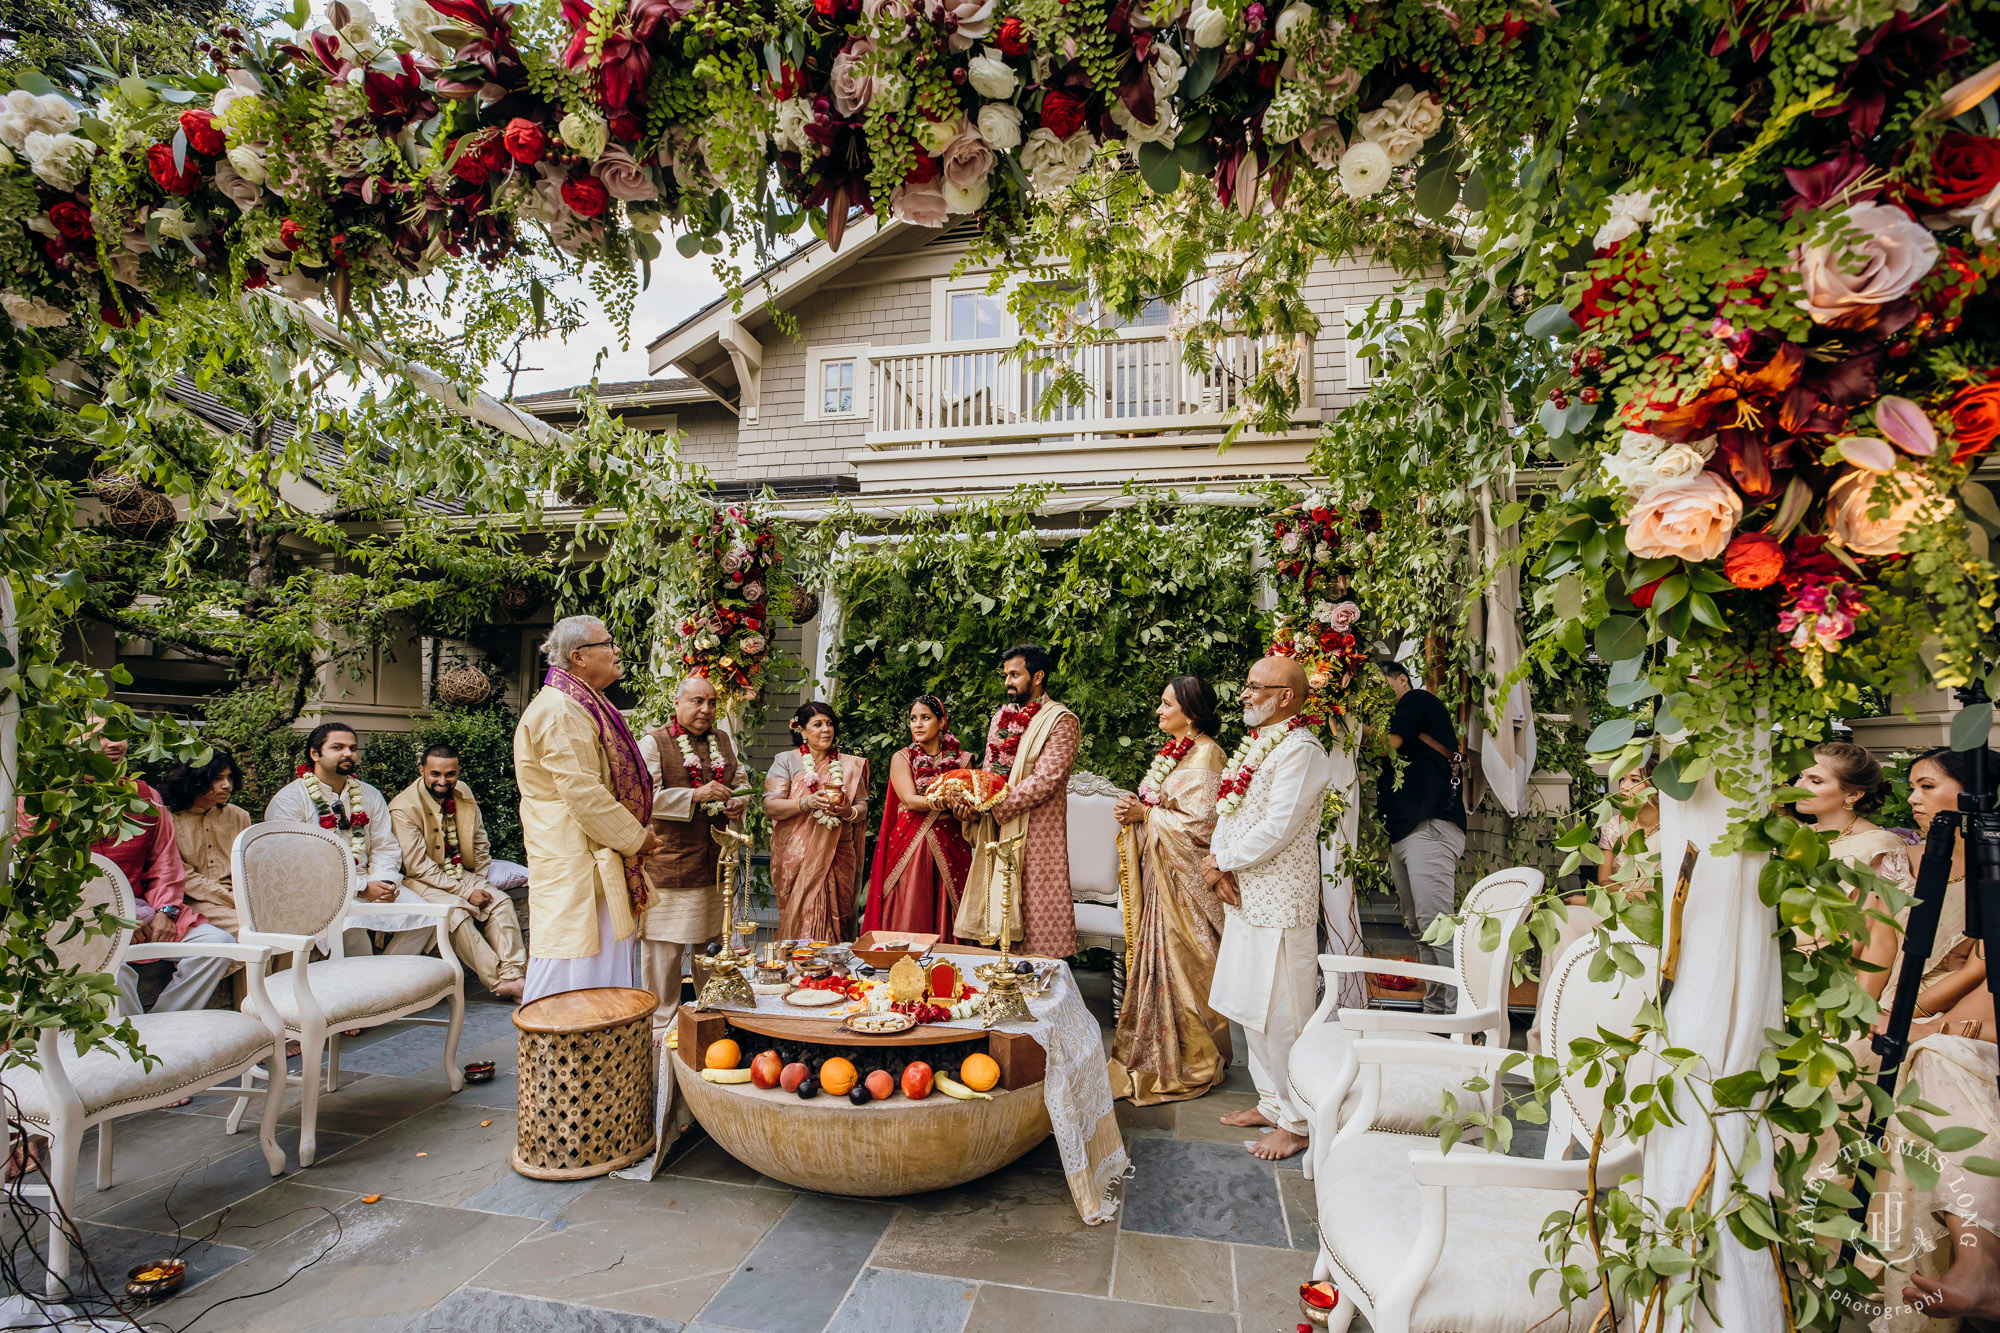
<box><xmin>487</xmin><ymin>248</ymin><xmax>723</xmax><ymax>398</ymax></box>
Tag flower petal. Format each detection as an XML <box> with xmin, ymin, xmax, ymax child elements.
<box><xmin>1835</xmin><ymin>435</ymin><xmax>1897</xmax><ymax>472</ymax></box>
<box><xmin>1875</xmin><ymin>395</ymin><xmax>1938</xmax><ymax>456</ymax></box>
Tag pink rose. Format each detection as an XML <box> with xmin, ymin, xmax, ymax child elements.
<box><xmin>1827</xmin><ymin>468</ymin><xmax>1937</xmax><ymax>557</ymax></box>
<box><xmin>891</xmin><ymin>177</ymin><xmax>949</xmax><ymax>227</ymax></box>
<box><xmin>1623</xmin><ymin>472</ymin><xmax>1743</xmax><ymax>562</ymax></box>
<box><xmin>830</xmin><ymin>39</ymin><xmax>877</xmax><ymax>117</ymax></box>
<box><xmin>940</xmin><ymin>127</ymin><xmax>996</xmax><ymax>192</ymax></box>
<box><xmin>592</xmin><ymin>145</ymin><xmax>659</xmax><ymax>202</ymax></box>
<box><xmin>862</xmin><ymin>0</ymin><xmax>913</xmax><ymax>17</ymax></box>
<box><xmin>1792</xmin><ymin>202</ymin><xmax>1939</xmax><ymax>327</ymax></box>
<box><xmin>928</xmin><ymin>0</ymin><xmax>995</xmax><ymax>48</ymax></box>
<box><xmin>741</xmin><ymin>634</ymin><xmax>767</xmax><ymax>656</ymax></box>
<box><xmin>1326</xmin><ymin>601</ymin><xmax>1360</xmax><ymax>632</ymax></box>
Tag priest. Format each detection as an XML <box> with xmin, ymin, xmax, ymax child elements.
<box><xmin>1205</xmin><ymin>654</ymin><xmax>1330</xmax><ymax>1161</ymax></box>
<box><xmin>514</xmin><ymin>615</ymin><xmax>663</xmax><ymax>1004</ymax></box>
<box><xmin>948</xmin><ymin>644</ymin><xmax>1080</xmax><ymax>958</ymax></box>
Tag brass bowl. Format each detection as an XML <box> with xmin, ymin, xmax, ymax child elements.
<box><xmin>1299</xmin><ymin>1281</ymin><xmax>1337</xmax><ymax>1326</ymax></box>
<box><xmin>463</xmin><ymin>1061</ymin><xmax>497</xmax><ymax>1084</ymax></box>
<box><xmin>127</xmin><ymin>1258</ymin><xmax>187</xmax><ymax>1299</ymax></box>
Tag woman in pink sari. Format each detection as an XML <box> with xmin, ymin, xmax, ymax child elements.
<box><xmin>864</xmin><ymin>695</ymin><xmax>975</xmax><ymax>942</ymax></box>
<box><xmin>766</xmin><ymin>702</ymin><xmax>870</xmax><ymax>942</ymax></box>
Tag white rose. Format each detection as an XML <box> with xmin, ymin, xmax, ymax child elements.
<box><xmin>212</xmin><ymin>86</ymin><xmax>264</xmax><ymax>139</ymax></box>
<box><xmin>966</xmin><ymin>49</ymin><xmax>1017</xmax><ymax>99</ymax></box>
<box><xmin>1593</xmin><ymin>188</ymin><xmax>1655</xmax><ymax>250</ymax></box>
<box><xmin>1</xmin><ymin>291</ymin><xmax>69</xmax><ymax>331</ymax></box>
<box><xmin>392</xmin><ymin>0</ymin><xmax>451</xmax><ymax>57</ymax></box>
<box><xmin>149</xmin><ymin>205</ymin><xmax>199</xmax><ymax>239</ymax></box>
<box><xmin>976</xmin><ymin>102</ymin><xmax>1022</xmax><ymax>152</ymax></box>
<box><xmin>226</xmin><ymin>144</ymin><xmax>269</xmax><ymax>185</ymax></box>
<box><xmin>1107</xmin><ymin>96</ymin><xmax>1176</xmax><ymax>144</ymax></box>
<box><xmin>1187</xmin><ymin>3</ymin><xmax>1228</xmax><ymax>46</ymax></box>
<box><xmin>943</xmin><ymin>174</ymin><xmax>991</xmax><ymax>214</ymax></box>
<box><xmin>23</xmin><ymin>130</ymin><xmax>94</xmax><ymax>192</ymax></box>
<box><xmin>917</xmin><ymin>117</ymin><xmax>960</xmax><ymax>155</ymax></box>
<box><xmin>1948</xmin><ymin>179</ymin><xmax>2000</xmax><ymax>247</ymax></box>
<box><xmin>1273</xmin><ymin>1</ymin><xmax>1315</xmax><ymax>46</ymax></box>
<box><xmin>1337</xmin><ymin>138</ymin><xmax>1390</xmax><ymax>197</ymax></box>
<box><xmin>0</xmin><ymin>143</ymin><xmax>12</xmax><ymax>166</ymax></box>
<box><xmin>774</xmin><ymin>99</ymin><xmax>812</xmax><ymax>155</ymax></box>
<box><xmin>1148</xmin><ymin>43</ymin><xmax>1185</xmax><ymax>100</ymax></box>
<box><xmin>558</xmin><ymin>109</ymin><xmax>608</xmax><ymax>161</ymax></box>
<box><xmin>1385</xmin><ymin>84</ymin><xmax>1443</xmax><ymax>139</ymax></box>
<box><xmin>1021</xmin><ymin>127</ymin><xmax>1092</xmax><ymax>195</ymax></box>
<box><xmin>0</xmin><ymin>90</ymin><xmax>38</xmax><ymax>149</ymax></box>
<box><xmin>874</xmin><ymin>71</ymin><xmax>910</xmax><ymax>111</ymax></box>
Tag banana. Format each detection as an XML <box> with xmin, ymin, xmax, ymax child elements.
<box><xmin>935</xmin><ymin>1073</ymin><xmax>992</xmax><ymax>1101</ymax></box>
<box><xmin>700</xmin><ymin>1067</ymin><xmax>754</xmax><ymax>1083</ymax></box>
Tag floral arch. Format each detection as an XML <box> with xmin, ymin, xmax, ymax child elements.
<box><xmin>4</xmin><ymin>0</ymin><xmax>2000</xmax><ymax>1322</ymax></box>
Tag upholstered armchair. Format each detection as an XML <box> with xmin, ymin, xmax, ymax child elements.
<box><xmin>1289</xmin><ymin>866</ymin><xmax>1542</xmax><ymax>1179</ymax></box>
<box><xmin>2</xmin><ymin>855</ymin><xmax>287</xmax><ymax>1297</ymax></box>
<box><xmin>225</xmin><ymin>822</ymin><xmax>466</xmax><ymax>1167</ymax></box>
<box><xmin>1310</xmin><ymin>933</ymin><xmax>1656</xmax><ymax>1333</ymax></box>
<box><xmin>1066</xmin><ymin>770</ymin><xmax>1131</xmax><ymax>1010</ymax></box>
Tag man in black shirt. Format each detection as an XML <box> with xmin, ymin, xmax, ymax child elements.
<box><xmin>1377</xmin><ymin>662</ymin><xmax>1468</xmax><ymax>1013</ymax></box>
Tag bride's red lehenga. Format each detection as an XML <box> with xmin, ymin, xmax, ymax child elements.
<box><xmin>863</xmin><ymin>744</ymin><xmax>974</xmax><ymax>942</ymax></box>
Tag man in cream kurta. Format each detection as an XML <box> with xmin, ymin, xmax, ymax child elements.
<box><xmin>389</xmin><ymin>744</ymin><xmax>529</xmax><ymax>1001</ymax></box>
<box><xmin>515</xmin><ymin>616</ymin><xmax>664</xmax><ymax>1004</ymax></box>
<box><xmin>1206</xmin><ymin>654</ymin><xmax>1331</xmax><ymax>1161</ymax></box>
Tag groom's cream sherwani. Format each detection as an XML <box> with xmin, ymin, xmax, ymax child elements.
<box><xmin>1208</xmin><ymin>724</ymin><xmax>1332</xmax><ymax>1137</ymax></box>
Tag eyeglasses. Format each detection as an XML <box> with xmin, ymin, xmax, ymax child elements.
<box><xmin>579</xmin><ymin>639</ymin><xmax>617</xmax><ymax>651</ymax></box>
<box><xmin>1241</xmin><ymin>682</ymin><xmax>1288</xmax><ymax>694</ymax></box>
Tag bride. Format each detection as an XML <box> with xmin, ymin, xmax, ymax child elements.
<box><xmin>862</xmin><ymin>694</ymin><xmax>974</xmax><ymax>942</ymax></box>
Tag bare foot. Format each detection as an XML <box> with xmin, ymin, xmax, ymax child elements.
<box><xmin>492</xmin><ymin>979</ymin><xmax>525</xmax><ymax>1002</ymax></box>
<box><xmin>285</xmin><ymin>1040</ymin><xmax>302</xmax><ymax>1058</ymax></box>
<box><xmin>1905</xmin><ymin>1218</ymin><xmax>2000</xmax><ymax>1320</ymax></box>
<box><xmin>1220</xmin><ymin>1107</ymin><xmax>1275</xmax><ymax>1129</ymax></box>
<box><xmin>1249</xmin><ymin>1127</ymin><xmax>1308</xmax><ymax>1161</ymax></box>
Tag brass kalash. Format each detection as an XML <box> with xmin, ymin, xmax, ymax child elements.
<box><xmin>693</xmin><ymin>825</ymin><xmax>757</xmax><ymax>1010</ymax></box>
<box><xmin>973</xmin><ymin>831</ymin><xmax>1033</xmax><ymax>1027</ymax></box>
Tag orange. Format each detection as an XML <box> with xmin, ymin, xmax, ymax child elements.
<box><xmin>958</xmin><ymin>1053</ymin><xmax>1000</xmax><ymax>1092</ymax></box>
<box><xmin>705</xmin><ymin>1038</ymin><xmax>742</xmax><ymax>1070</ymax></box>
<box><xmin>818</xmin><ymin>1056</ymin><xmax>858</xmax><ymax>1097</ymax></box>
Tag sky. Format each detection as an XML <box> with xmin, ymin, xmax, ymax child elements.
<box><xmin>485</xmin><ymin>246</ymin><xmax>727</xmax><ymax>399</ymax></box>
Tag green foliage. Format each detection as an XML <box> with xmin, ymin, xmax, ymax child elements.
<box><xmin>828</xmin><ymin>489</ymin><xmax>1267</xmax><ymax>796</ymax></box>
<box><xmin>361</xmin><ymin>707</ymin><xmax>527</xmax><ymax>864</ymax></box>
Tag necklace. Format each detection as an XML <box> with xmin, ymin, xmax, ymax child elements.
<box><xmin>672</xmin><ymin>719</ymin><xmax>726</xmax><ymax>815</ymax></box>
<box><xmin>906</xmin><ymin>735</ymin><xmax>961</xmax><ymax>793</ymax></box>
<box><xmin>988</xmin><ymin>700</ymin><xmax>1042</xmax><ymax>777</ymax></box>
<box><xmin>1216</xmin><ymin>717</ymin><xmax>1311</xmax><ymax>816</ymax></box>
<box><xmin>298</xmin><ymin>765</ymin><xmax>369</xmax><ymax>870</ymax></box>
<box><xmin>1137</xmin><ymin>735</ymin><xmax>1198</xmax><ymax>807</ymax></box>
<box><xmin>802</xmin><ymin>745</ymin><xmax>845</xmax><ymax>828</ymax></box>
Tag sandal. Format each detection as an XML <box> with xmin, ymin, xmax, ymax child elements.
<box><xmin>5</xmin><ymin>1135</ymin><xmax>47</xmax><ymax>1182</ymax></box>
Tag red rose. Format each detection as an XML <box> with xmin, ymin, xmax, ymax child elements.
<box><xmin>350</xmin><ymin>810</ymin><xmax>369</xmax><ymax>828</ymax></box>
<box><xmin>319</xmin><ymin>813</ymin><xmax>339</xmax><ymax>829</ymax></box>
<box><xmin>44</xmin><ymin>236</ymin><xmax>66</xmax><ymax>263</ymax></box>
<box><xmin>146</xmin><ymin>143</ymin><xmax>200</xmax><ymax>195</ymax></box>
<box><xmin>1908</xmin><ymin>132</ymin><xmax>2000</xmax><ymax>209</ymax></box>
<box><xmin>448</xmin><ymin>138</ymin><xmax>492</xmax><ymax>184</ymax></box>
<box><xmin>608</xmin><ymin>111</ymin><xmax>642</xmax><ymax>141</ymax></box>
<box><xmin>1950</xmin><ymin>379</ymin><xmax>2000</xmax><ymax>464</ymax></box>
<box><xmin>1040</xmin><ymin>90</ymin><xmax>1086</xmax><ymax>139</ymax></box>
<box><xmin>561</xmin><ymin>174</ymin><xmax>609</xmax><ymax>218</ymax></box>
<box><xmin>1722</xmin><ymin>531</ymin><xmax>1784</xmax><ymax>590</ymax></box>
<box><xmin>503</xmin><ymin>118</ymin><xmax>547</xmax><ymax>165</ymax></box>
<box><xmin>48</xmin><ymin>201</ymin><xmax>92</xmax><ymax>242</ymax></box>
<box><xmin>242</xmin><ymin>264</ymin><xmax>269</xmax><ymax>290</ymax></box>
<box><xmin>178</xmin><ymin>108</ymin><xmax>225</xmax><ymax>156</ymax></box>
<box><xmin>905</xmin><ymin>148</ymin><xmax>940</xmax><ymax>184</ymax></box>
<box><xmin>996</xmin><ymin>16</ymin><xmax>1030</xmax><ymax>53</ymax></box>
<box><xmin>280</xmin><ymin>217</ymin><xmax>307</xmax><ymax>251</ymax></box>
<box><xmin>1630</xmin><ymin>576</ymin><xmax>1665</xmax><ymax>609</ymax></box>
<box><xmin>99</xmin><ymin>305</ymin><xmax>131</xmax><ymax>329</ymax></box>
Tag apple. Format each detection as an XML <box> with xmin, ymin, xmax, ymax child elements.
<box><xmin>901</xmin><ymin>1061</ymin><xmax>933</xmax><ymax>1100</ymax></box>
<box><xmin>779</xmin><ymin>1061</ymin><xmax>810</xmax><ymax>1093</ymax></box>
<box><xmin>864</xmin><ymin>1069</ymin><xmax>894</xmax><ymax>1101</ymax></box>
<box><xmin>750</xmin><ymin>1050</ymin><xmax>784</xmax><ymax>1090</ymax></box>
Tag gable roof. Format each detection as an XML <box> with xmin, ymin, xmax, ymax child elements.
<box><xmin>513</xmin><ymin>376</ymin><xmax>715</xmax><ymax>417</ymax></box>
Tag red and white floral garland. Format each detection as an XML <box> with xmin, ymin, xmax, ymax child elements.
<box><xmin>671</xmin><ymin>719</ymin><xmax>726</xmax><ymax>816</ymax></box>
<box><xmin>800</xmin><ymin>745</ymin><xmax>846</xmax><ymax>829</ymax></box>
<box><xmin>1136</xmin><ymin>735</ymin><xmax>1197</xmax><ymax>807</ymax></box>
<box><xmin>906</xmin><ymin>734</ymin><xmax>963</xmax><ymax>794</ymax></box>
<box><xmin>438</xmin><ymin>794</ymin><xmax>462</xmax><ymax>868</ymax></box>
<box><xmin>987</xmin><ymin>700</ymin><xmax>1041</xmax><ymax>778</ymax></box>
<box><xmin>298</xmin><ymin>763</ymin><xmax>369</xmax><ymax>871</ymax></box>
<box><xmin>1216</xmin><ymin>716</ymin><xmax>1312</xmax><ymax>817</ymax></box>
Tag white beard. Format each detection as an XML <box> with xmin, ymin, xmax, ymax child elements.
<box><xmin>1242</xmin><ymin>700</ymin><xmax>1277</xmax><ymax>728</ymax></box>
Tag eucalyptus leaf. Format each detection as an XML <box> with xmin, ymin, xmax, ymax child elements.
<box><xmin>1961</xmin><ymin>481</ymin><xmax>2000</xmax><ymax>528</ymax></box>
<box><xmin>1538</xmin><ymin>399</ymin><xmax>1567</xmax><ymax>439</ymax></box>
<box><xmin>1137</xmin><ymin>140</ymin><xmax>1182</xmax><ymax>194</ymax></box>
<box><xmin>1587</xmin><ymin>717</ymin><xmax>1637</xmax><ymax>753</ymax></box>
<box><xmin>1182</xmin><ymin>47</ymin><xmax>1221</xmax><ymax>99</ymax></box>
<box><xmin>1524</xmin><ymin>303</ymin><xmax>1578</xmax><ymax>341</ymax></box>
<box><xmin>1414</xmin><ymin>166</ymin><xmax>1460</xmax><ymax>221</ymax></box>
<box><xmin>1651</xmin><ymin>754</ymin><xmax>1695</xmax><ymax>801</ymax></box>
<box><xmin>1596</xmin><ymin>615</ymin><xmax>1646</xmax><ymax>663</ymax></box>
<box><xmin>1951</xmin><ymin>702</ymin><xmax>1993</xmax><ymax>752</ymax></box>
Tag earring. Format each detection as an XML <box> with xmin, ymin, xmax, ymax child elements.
<box><xmin>1844</xmin><ymin>798</ymin><xmax>1856</xmax><ymax>810</ymax></box>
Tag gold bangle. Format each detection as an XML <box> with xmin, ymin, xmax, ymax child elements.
<box><xmin>1954</xmin><ymin>1020</ymin><xmax>1983</xmax><ymax>1039</ymax></box>
<box><xmin>1916</xmin><ymin>1003</ymin><xmax>1935</xmax><ymax>1019</ymax></box>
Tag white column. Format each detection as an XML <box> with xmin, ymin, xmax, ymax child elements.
<box><xmin>1319</xmin><ymin>732</ymin><xmax>1367</xmax><ymax>1009</ymax></box>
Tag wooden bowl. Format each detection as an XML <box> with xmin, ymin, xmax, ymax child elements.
<box><xmin>852</xmin><ymin>931</ymin><xmax>940</xmax><ymax>969</ymax></box>
<box><xmin>677</xmin><ymin>1070</ymin><xmax>1050</xmax><ymax>1196</ymax></box>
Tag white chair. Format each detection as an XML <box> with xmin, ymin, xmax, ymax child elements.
<box><xmin>1311</xmin><ymin>932</ymin><xmax>1656</xmax><ymax>1333</ymax></box>
<box><xmin>1066</xmin><ymin>770</ymin><xmax>1131</xmax><ymax>1007</ymax></box>
<box><xmin>2</xmin><ymin>855</ymin><xmax>286</xmax><ymax>1297</ymax></box>
<box><xmin>1290</xmin><ymin>866</ymin><xmax>1542</xmax><ymax>1177</ymax></box>
<box><xmin>226</xmin><ymin>822</ymin><xmax>466</xmax><ymax>1166</ymax></box>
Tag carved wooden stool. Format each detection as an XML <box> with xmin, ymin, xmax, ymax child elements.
<box><xmin>511</xmin><ymin>987</ymin><xmax>657</xmax><ymax>1180</ymax></box>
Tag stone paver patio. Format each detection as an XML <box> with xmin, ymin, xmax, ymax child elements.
<box><xmin>18</xmin><ymin>971</ymin><xmax>1371</xmax><ymax>1332</ymax></box>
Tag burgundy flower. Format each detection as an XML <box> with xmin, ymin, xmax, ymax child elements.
<box><xmin>503</xmin><ymin>118</ymin><xmax>547</xmax><ymax>164</ymax></box>
<box><xmin>608</xmin><ymin>110</ymin><xmax>642</xmax><ymax>141</ymax></box>
<box><xmin>178</xmin><ymin>109</ymin><xmax>225</xmax><ymax>156</ymax></box>
<box><xmin>364</xmin><ymin>53</ymin><xmax>438</xmax><ymax>132</ymax></box>
<box><xmin>1904</xmin><ymin>131</ymin><xmax>2000</xmax><ymax>210</ymax></box>
<box><xmin>1041</xmin><ymin>89</ymin><xmax>1086</xmax><ymax>139</ymax></box>
<box><xmin>1780</xmin><ymin>145</ymin><xmax>1877</xmax><ymax>218</ymax></box>
<box><xmin>1819</xmin><ymin>3</ymin><xmax>1969</xmax><ymax>141</ymax></box>
<box><xmin>47</xmin><ymin>201</ymin><xmax>92</xmax><ymax>241</ymax></box>
<box><xmin>145</xmin><ymin>143</ymin><xmax>200</xmax><ymax>195</ymax></box>
<box><xmin>350</xmin><ymin>810</ymin><xmax>370</xmax><ymax>829</ymax></box>
<box><xmin>448</xmin><ymin>136</ymin><xmax>493</xmax><ymax>184</ymax></box>
<box><xmin>280</xmin><ymin>217</ymin><xmax>307</xmax><ymax>251</ymax></box>
<box><xmin>242</xmin><ymin>263</ymin><xmax>269</xmax><ymax>290</ymax></box>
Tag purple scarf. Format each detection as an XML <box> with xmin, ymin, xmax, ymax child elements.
<box><xmin>543</xmin><ymin>667</ymin><xmax>657</xmax><ymax>912</ymax></box>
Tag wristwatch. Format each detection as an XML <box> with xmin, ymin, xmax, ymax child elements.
<box><xmin>160</xmin><ymin>904</ymin><xmax>181</xmax><ymax>921</ymax></box>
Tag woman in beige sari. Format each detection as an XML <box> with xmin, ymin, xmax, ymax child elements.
<box><xmin>766</xmin><ymin>702</ymin><xmax>870</xmax><ymax>942</ymax></box>
<box><xmin>1109</xmin><ymin>676</ymin><xmax>1230</xmax><ymax>1104</ymax></box>
<box><xmin>1796</xmin><ymin>740</ymin><xmax>1922</xmax><ymax>1004</ymax></box>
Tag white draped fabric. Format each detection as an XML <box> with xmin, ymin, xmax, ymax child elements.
<box><xmin>1468</xmin><ymin>481</ymin><xmax>1538</xmax><ymax>818</ymax></box>
<box><xmin>1318</xmin><ymin>734</ymin><xmax>1367</xmax><ymax>1010</ymax></box>
<box><xmin>1645</xmin><ymin>768</ymin><xmax>1786</xmax><ymax>1331</ymax></box>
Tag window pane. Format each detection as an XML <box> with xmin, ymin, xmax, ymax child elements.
<box><xmin>950</xmin><ymin>290</ymin><xmax>1005</xmax><ymax>340</ymax></box>
<box><xmin>1122</xmin><ymin>295</ymin><xmax>1171</xmax><ymax>328</ymax></box>
<box><xmin>822</xmin><ymin>358</ymin><xmax>854</xmax><ymax>415</ymax></box>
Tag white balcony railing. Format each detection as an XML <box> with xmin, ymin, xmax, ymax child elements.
<box><xmin>862</xmin><ymin>329</ymin><xmax>1315</xmax><ymax>450</ymax></box>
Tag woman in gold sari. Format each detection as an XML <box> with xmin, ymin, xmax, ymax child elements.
<box><xmin>1108</xmin><ymin>676</ymin><xmax>1230</xmax><ymax>1104</ymax></box>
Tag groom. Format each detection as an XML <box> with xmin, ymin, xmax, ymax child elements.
<box><xmin>947</xmin><ymin>643</ymin><xmax>1080</xmax><ymax>958</ymax></box>
<box><xmin>1205</xmin><ymin>654</ymin><xmax>1331</xmax><ymax>1161</ymax></box>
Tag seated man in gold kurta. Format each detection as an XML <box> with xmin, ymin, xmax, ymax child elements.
<box><xmin>389</xmin><ymin>744</ymin><xmax>529</xmax><ymax>1002</ymax></box>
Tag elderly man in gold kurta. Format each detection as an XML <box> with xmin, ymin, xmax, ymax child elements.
<box><xmin>514</xmin><ymin>615</ymin><xmax>664</xmax><ymax>1005</ymax></box>
<box><xmin>389</xmin><ymin>743</ymin><xmax>529</xmax><ymax>1002</ymax></box>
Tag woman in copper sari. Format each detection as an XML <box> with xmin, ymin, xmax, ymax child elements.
<box><xmin>766</xmin><ymin>702</ymin><xmax>870</xmax><ymax>942</ymax></box>
<box><xmin>863</xmin><ymin>695</ymin><xmax>974</xmax><ymax>942</ymax></box>
<box><xmin>1108</xmin><ymin>676</ymin><xmax>1231</xmax><ymax>1104</ymax></box>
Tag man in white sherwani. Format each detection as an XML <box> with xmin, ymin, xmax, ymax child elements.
<box><xmin>1205</xmin><ymin>654</ymin><xmax>1332</xmax><ymax>1161</ymax></box>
